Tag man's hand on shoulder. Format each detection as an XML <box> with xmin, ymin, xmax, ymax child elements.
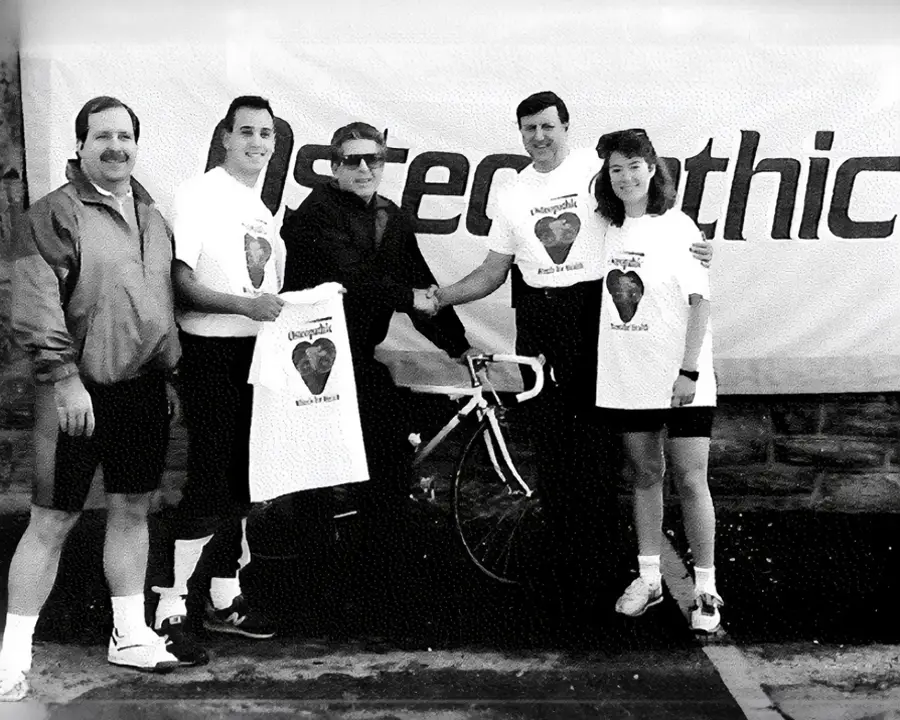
<box><xmin>243</xmin><ymin>293</ymin><xmax>285</xmax><ymax>322</ymax></box>
<box><xmin>690</xmin><ymin>230</ymin><xmax>713</xmax><ymax>268</ymax></box>
<box><xmin>54</xmin><ymin>374</ymin><xmax>94</xmax><ymax>437</ymax></box>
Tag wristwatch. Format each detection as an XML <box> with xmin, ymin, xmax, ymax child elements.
<box><xmin>679</xmin><ymin>368</ymin><xmax>700</xmax><ymax>382</ymax></box>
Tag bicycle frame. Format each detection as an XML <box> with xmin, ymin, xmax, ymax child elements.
<box><xmin>409</xmin><ymin>353</ymin><xmax>544</xmax><ymax>496</ymax></box>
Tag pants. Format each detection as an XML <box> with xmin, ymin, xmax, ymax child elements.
<box><xmin>354</xmin><ymin>358</ymin><xmax>415</xmax><ymax>504</ymax></box>
<box><xmin>515</xmin><ymin>280</ymin><xmax>622</xmax><ymax>604</ymax></box>
<box><xmin>162</xmin><ymin>332</ymin><xmax>256</xmax><ymax>579</ymax></box>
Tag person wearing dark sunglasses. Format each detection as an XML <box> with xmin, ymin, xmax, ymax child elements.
<box><xmin>593</xmin><ymin>128</ymin><xmax>723</xmax><ymax>635</ymax></box>
<box><xmin>280</xmin><ymin>122</ymin><xmax>476</xmax><ymax>519</ymax></box>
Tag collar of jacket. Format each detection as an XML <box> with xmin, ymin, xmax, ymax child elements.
<box><xmin>323</xmin><ymin>179</ymin><xmax>391</xmax><ymax>213</ymax></box>
<box><xmin>65</xmin><ymin>159</ymin><xmax>155</xmax><ymax>209</ymax></box>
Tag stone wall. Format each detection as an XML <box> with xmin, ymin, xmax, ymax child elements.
<box><xmin>708</xmin><ymin>394</ymin><xmax>900</xmax><ymax>512</ymax></box>
<box><xmin>3</xmin><ymin>382</ymin><xmax>900</xmax><ymax>513</ymax></box>
<box><xmin>0</xmin><ymin>29</ymin><xmax>29</xmax><ymax>510</ymax></box>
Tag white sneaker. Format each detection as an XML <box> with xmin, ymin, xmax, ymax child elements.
<box><xmin>108</xmin><ymin>626</ymin><xmax>180</xmax><ymax>672</ymax></box>
<box><xmin>691</xmin><ymin>592</ymin><xmax>724</xmax><ymax>634</ymax></box>
<box><xmin>615</xmin><ymin>577</ymin><xmax>664</xmax><ymax>617</ymax></box>
<box><xmin>0</xmin><ymin>668</ymin><xmax>29</xmax><ymax>702</ymax></box>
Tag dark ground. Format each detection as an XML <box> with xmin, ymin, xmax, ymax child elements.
<box><xmin>0</xmin><ymin>496</ymin><xmax>751</xmax><ymax>719</ymax></box>
<box><xmin>2</xmin><ymin>491</ymin><xmax>898</xmax><ymax>717</ymax></box>
<box><xmin>1</xmin><ymin>390</ymin><xmax>896</xmax><ymax>716</ymax></box>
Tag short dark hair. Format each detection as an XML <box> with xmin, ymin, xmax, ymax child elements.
<box><xmin>593</xmin><ymin>129</ymin><xmax>676</xmax><ymax>227</ymax></box>
<box><xmin>329</xmin><ymin>122</ymin><xmax>386</xmax><ymax>163</ymax></box>
<box><xmin>516</xmin><ymin>91</ymin><xmax>569</xmax><ymax>127</ymax></box>
<box><xmin>222</xmin><ymin>95</ymin><xmax>274</xmax><ymax>132</ymax></box>
<box><xmin>75</xmin><ymin>96</ymin><xmax>140</xmax><ymax>144</ymax></box>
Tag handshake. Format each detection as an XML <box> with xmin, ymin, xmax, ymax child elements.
<box><xmin>412</xmin><ymin>284</ymin><xmax>444</xmax><ymax>317</ymax></box>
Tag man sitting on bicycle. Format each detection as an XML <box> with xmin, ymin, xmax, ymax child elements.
<box><xmin>280</xmin><ymin>122</ymin><xmax>477</xmax><ymax>512</ymax></box>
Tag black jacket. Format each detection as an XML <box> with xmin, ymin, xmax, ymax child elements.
<box><xmin>281</xmin><ymin>181</ymin><xmax>470</xmax><ymax>361</ymax></box>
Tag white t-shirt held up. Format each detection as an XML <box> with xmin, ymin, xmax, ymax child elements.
<box><xmin>248</xmin><ymin>284</ymin><xmax>369</xmax><ymax>502</ymax></box>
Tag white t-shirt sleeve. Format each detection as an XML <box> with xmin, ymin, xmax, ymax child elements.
<box><xmin>171</xmin><ymin>180</ymin><xmax>206</xmax><ymax>270</ymax></box>
<box><xmin>486</xmin><ymin>190</ymin><xmax>518</xmax><ymax>257</ymax></box>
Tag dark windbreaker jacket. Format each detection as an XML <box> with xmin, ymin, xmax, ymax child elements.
<box><xmin>280</xmin><ymin>181</ymin><xmax>470</xmax><ymax>362</ymax></box>
<box><xmin>12</xmin><ymin>160</ymin><xmax>180</xmax><ymax>385</ymax></box>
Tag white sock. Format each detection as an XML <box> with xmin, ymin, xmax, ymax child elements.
<box><xmin>209</xmin><ymin>576</ymin><xmax>241</xmax><ymax>610</ymax></box>
<box><xmin>111</xmin><ymin>594</ymin><xmax>147</xmax><ymax>637</ymax></box>
<box><xmin>638</xmin><ymin>555</ymin><xmax>662</xmax><ymax>589</ymax></box>
<box><xmin>694</xmin><ymin>566</ymin><xmax>718</xmax><ymax>598</ymax></box>
<box><xmin>0</xmin><ymin>614</ymin><xmax>39</xmax><ymax>673</ymax></box>
<box><xmin>153</xmin><ymin>594</ymin><xmax>188</xmax><ymax>629</ymax></box>
<box><xmin>152</xmin><ymin>535</ymin><xmax>213</xmax><ymax>627</ymax></box>
<box><xmin>238</xmin><ymin>518</ymin><xmax>251</xmax><ymax>571</ymax></box>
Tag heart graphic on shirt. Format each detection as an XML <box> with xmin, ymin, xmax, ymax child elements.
<box><xmin>606</xmin><ymin>269</ymin><xmax>645</xmax><ymax>323</ymax></box>
<box><xmin>245</xmin><ymin>234</ymin><xmax>272</xmax><ymax>289</ymax></box>
<box><xmin>534</xmin><ymin>212</ymin><xmax>581</xmax><ymax>264</ymax></box>
<box><xmin>292</xmin><ymin>339</ymin><xmax>337</xmax><ymax>396</ymax></box>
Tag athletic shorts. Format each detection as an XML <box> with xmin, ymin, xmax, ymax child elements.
<box><xmin>32</xmin><ymin>371</ymin><xmax>171</xmax><ymax>512</ymax></box>
<box><xmin>598</xmin><ymin>406</ymin><xmax>715</xmax><ymax>438</ymax></box>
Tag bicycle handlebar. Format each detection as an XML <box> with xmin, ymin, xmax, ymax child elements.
<box><xmin>465</xmin><ymin>353</ymin><xmax>545</xmax><ymax>403</ymax></box>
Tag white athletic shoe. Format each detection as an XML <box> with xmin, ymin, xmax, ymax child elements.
<box><xmin>690</xmin><ymin>592</ymin><xmax>724</xmax><ymax>634</ymax></box>
<box><xmin>108</xmin><ymin>626</ymin><xmax>180</xmax><ymax>672</ymax></box>
<box><xmin>0</xmin><ymin>668</ymin><xmax>29</xmax><ymax>702</ymax></box>
<box><xmin>615</xmin><ymin>577</ymin><xmax>664</xmax><ymax>617</ymax></box>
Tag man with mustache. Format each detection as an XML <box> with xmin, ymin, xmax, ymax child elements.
<box><xmin>1</xmin><ymin>96</ymin><xmax>182</xmax><ymax>701</ymax></box>
<box><xmin>427</xmin><ymin>92</ymin><xmax>712</xmax><ymax>623</ymax></box>
<box><xmin>150</xmin><ymin>96</ymin><xmax>285</xmax><ymax>666</ymax></box>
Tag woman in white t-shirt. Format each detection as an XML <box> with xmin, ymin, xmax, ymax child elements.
<box><xmin>592</xmin><ymin>128</ymin><xmax>723</xmax><ymax>634</ymax></box>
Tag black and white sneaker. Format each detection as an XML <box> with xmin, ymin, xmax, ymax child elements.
<box><xmin>156</xmin><ymin>615</ymin><xmax>210</xmax><ymax>666</ymax></box>
<box><xmin>690</xmin><ymin>592</ymin><xmax>724</xmax><ymax>634</ymax></box>
<box><xmin>108</xmin><ymin>626</ymin><xmax>179</xmax><ymax>672</ymax></box>
<box><xmin>203</xmin><ymin>595</ymin><xmax>276</xmax><ymax>639</ymax></box>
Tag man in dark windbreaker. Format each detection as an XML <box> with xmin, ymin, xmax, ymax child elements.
<box><xmin>280</xmin><ymin>122</ymin><xmax>475</xmax><ymax>510</ymax></box>
<box><xmin>0</xmin><ymin>96</ymin><xmax>184</xmax><ymax>702</ymax></box>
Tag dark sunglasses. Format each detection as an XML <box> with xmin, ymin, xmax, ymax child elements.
<box><xmin>339</xmin><ymin>153</ymin><xmax>386</xmax><ymax>169</ymax></box>
<box><xmin>596</xmin><ymin>128</ymin><xmax>648</xmax><ymax>157</ymax></box>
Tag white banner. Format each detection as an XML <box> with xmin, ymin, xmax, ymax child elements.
<box><xmin>18</xmin><ymin>0</ymin><xmax>900</xmax><ymax>394</ymax></box>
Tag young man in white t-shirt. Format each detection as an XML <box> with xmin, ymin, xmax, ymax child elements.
<box><xmin>429</xmin><ymin>92</ymin><xmax>713</xmax><ymax>621</ymax></box>
<box><xmin>151</xmin><ymin>96</ymin><xmax>286</xmax><ymax>665</ymax></box>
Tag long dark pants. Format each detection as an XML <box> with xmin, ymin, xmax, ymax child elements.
<box><xmin>157</xmin><ymin>332</ymin><xmax>256</xmax><ymax>583</ymax></box>
<box><xmin>514</xmin><ymin>280</ymin><xmax>622</xmax><ymax>611</ymax></box>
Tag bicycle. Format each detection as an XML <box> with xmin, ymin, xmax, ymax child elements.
<box><xmin>247</xmin><ymin>353</ymin><xmax>547</xmax><ymax>586</ymax></box>
<box><xmin>406</xmin><ymin>353</ymin><xmax>546</xmax><ymax>585</ymax></box>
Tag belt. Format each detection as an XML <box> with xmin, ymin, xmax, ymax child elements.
<box><xmin>525</xmin><ymin>280</ymin><xmax>601</xmax><ymax>299</ymax></box>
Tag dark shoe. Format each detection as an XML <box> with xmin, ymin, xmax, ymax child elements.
<box><xmin>203</xmin><ymin>595</ymin><xmax>276</xmax><ymax>639</ymax></box>
<box><xmin>156</xmin><ymin>615</ymin><xmax>210</xmax><ymax>666</ymax></box>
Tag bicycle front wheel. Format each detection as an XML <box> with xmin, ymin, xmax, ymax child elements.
<box><xmin>452</xmin><ymin>408</ymin><xmax>546</xmax><ymax>585</ymax></box>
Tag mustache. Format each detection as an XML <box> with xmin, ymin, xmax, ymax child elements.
<box><xmin>100</xmin><ymin>150</ymin><xmax>129</xmax><ymax>162</ymax></box>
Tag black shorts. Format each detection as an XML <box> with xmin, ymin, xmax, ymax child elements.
<box><xmin>599</xmin><ymin>406</ymin><xmax>715</xmax><ymax>438</ymax></box>
<box><xmin>32</xmin><ymin>371</ymin><xmax>171</xmax><ymax>512</ymax></box>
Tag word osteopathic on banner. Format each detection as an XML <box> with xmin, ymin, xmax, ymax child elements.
<box><xmin>18</xmin><ymin>2</ymin><xmax>900</xmax><ymax>395</ymax></box>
